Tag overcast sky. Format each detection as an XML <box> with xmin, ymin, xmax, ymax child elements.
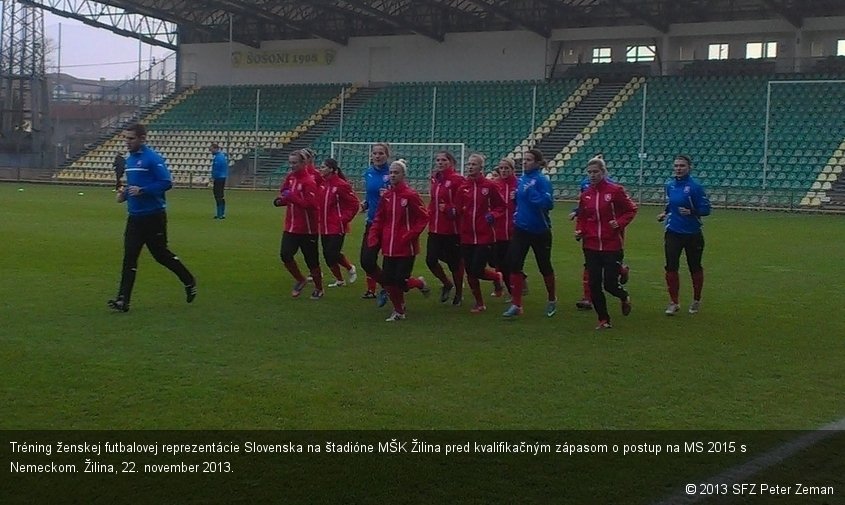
<box><xmin>43</xmin><ymin>11</ymin><xmax>174</xmax><ymax>81</ymax></box>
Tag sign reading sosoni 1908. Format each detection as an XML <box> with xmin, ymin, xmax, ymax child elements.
<box><xmin>231</xmin><ymin>49</ymin><xmax>337</xmax><ymax>67</ymax></box>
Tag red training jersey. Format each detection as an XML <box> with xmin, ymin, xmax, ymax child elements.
<box><xmin>456</xmin><ymin>174</ymin><xmax>507</xmax><ymax>245</ymax></box>
<box><xmin>306</xmin><ymin>163</ymin><xmax>323</xmax><ymax>186</ymax></box>
<box><xmin>493</xmin><ymin>174</ymin><xmax>518</xmax><ymax>242</ymax></box>
<box><xmin>318</xmin><ymin>173</ymin><xmax>360</xmax><ymax>235</ymax></box>
<box><xmin>427</xmin><ymin>167</ymin><xmax>464</xmax><ymax>235</ymax></box>
<box><xmin>367</xmin><ymin>181</ymin><xmax>429</xmax><ymax>257</ymax></box>
<box><xmin>277</xmin><ymin>169</ymin><xmax>319</xmax><ymax>234</ymax></box>
<box><xmin>575</xmin><ymin>178</ymin><xmax>637</xmax><ymax>252</ymax></box>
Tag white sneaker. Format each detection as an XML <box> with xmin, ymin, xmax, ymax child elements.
<box><xmin>385</xmin><ymin>311</ymin><xmax>406</xmax><ymax>322</ymax></box>
<box><xmin>347</xmin><ymin>265</ymin><xmax>358</xmax><ymax>284</ymax></box>
<box><xmin>688</xmin><ymin>300</ymin><xmax>701</xmax><ymax>314</ymax></box>
<box><xmin>665</xmin><ymin>303</ymin><xmax>680</xmax><ymax>316</ymax></box>
<box><xmin>328</xmin><ymin>280</ymin><xmax>345</xmax><ymax>288</ymax></box>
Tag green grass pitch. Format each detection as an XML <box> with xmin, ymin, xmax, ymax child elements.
<box><xmin>2</xmin><ymin>182</ymin><xmax>844</xmax><ymax>430</ymax></box>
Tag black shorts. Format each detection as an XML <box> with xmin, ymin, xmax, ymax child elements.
<box><xmin>426</xmin><ymin>233</ymin><xmax>461</xmax><ymax>268</ymax></box>
<box><xmin>382</xmin><ymin>256</ymin><xmax>415</xmax><ymax>289</ymax></box>
<box><xmin>280</xmin><ymin>232</ymin><xmax>320</xmax><ymax>269</ymax></box>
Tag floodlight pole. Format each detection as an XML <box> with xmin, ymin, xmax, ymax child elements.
<box><xmin>227</xmin><ymin>13</ymin><xmax>233</xmax><ymax>154</ymax></box>
<box><xmin>56</xmin><ymin>22</ymin><xmax>62</xmax><ymax>167</ymax></box>
<box><xmin>638</xmin><ymin>81</ymin><xmax>648</xmax><ymax>204</ymax></box>
<box><xmin>430</xmin><ymin>86</ymin><xmax>437</xmax><ymax>143</ymax></box>
<box><xmin>763</xmin><ymin>81</ymin><xmax>771</xmax><ymax>191</ymax></box>
<box><xmin>339</xmin><ymin>86</ymin><xmax>345</xmax><ymax>141</ymax></box>
<box><xmin>137</xmin><ymin>34</ymin><xmax>142</xmax><ymax>106</ymax></box>
<box><xmin>253</xmin><ymin>88</ymin><xmax>260</xmax><ymax>189</ymax></box>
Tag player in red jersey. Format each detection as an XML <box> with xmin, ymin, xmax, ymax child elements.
<box><xmin>366</xmin><ymin>160</ymin><xmax>431</xmax><ymax>321</ymax></box>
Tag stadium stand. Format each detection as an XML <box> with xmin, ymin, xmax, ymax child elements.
<box><xmin>512</xmin><ymin>78</ymin><xmax>598</xmax><ymax>159</ymax></box>
<box><xmin>560</xmin><ymin>74</ymin><xmax>845</xmax><ymax>207</ymax></box>
<box><xmin>55</xmin><ymin>75</ymin><xmax>845</xmax><ymax>211</ymax></box>
<box><xmin>308</xmin><ymin>79</ymin><xmax>583</xmax><ymax>183</ymax></box>
<box><xmin>805</xmin><ymin>140</ymin><xmax>845</xmax><ymax>208</ymax></box>
<box><xmin>146</xmin><ymin>84</ymin><xmax>345</xmax><ymax>131</ymax></box>
<box><xmin>546</xmin><ymin>77</ymin><xmax>645</xmax><ymax>198</ymax></box>
<box><xmin>56</xmin><ymin>84</ymin><xmax>355</xmax><ymax>185</ymax></box>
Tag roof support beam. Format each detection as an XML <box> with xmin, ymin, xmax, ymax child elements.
<box><xmin>533</xmin><ymin>0</ymin><xmax>592</xmax><ymax>27</ymax></box>
<box><xmin>760</xmin><ymin>0</ymin><xmax>803</xmax><ymax>28</ymax></box>
<box><xmin>18</xmin><ymin>0</ymin><xmax>177</xmax><ymax>49</ymax></box>
<box><xmin>606</xmin><ymin>0</ymin><xmax>669</xmax><ymax>33</ymax></box>
<box><xmin>225</xmin><ymin>0</ymin><xmax>348</xmax><ymax>45</ymax></box>
<box><xmin>462</xmin><ymin>0</ymin><xmax>550</xmax><ymax>38</ymax></box>
<box><xmin>418</xmin><ymin>0</ymin><xmax>484</xmax><ymax>20</ymax></box>
<box><xmin>339</xmin><ymin>0</ymin><xmax>445</xmax><ymax>42</ymax></box>
<box><xmin>254</xmin><ymin>1</ymin><xmax>349</xmax><ymax>45</ymax></box>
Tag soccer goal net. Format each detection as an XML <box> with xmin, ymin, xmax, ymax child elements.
<box><xmin>331</xmin><ymin>141</ymin><xmax>466</xmax><ymax>193</ymax></box>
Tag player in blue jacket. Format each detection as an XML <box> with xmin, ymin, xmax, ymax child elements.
<box><xmin>108</xmin><ymin>123</ymin><xmax>196</xmax><ymax>312</ymax></box>
<box><xmin>210</xmin><ymin>142</ymin><xmax>228</xmax><ymax>219</ymax></box>
<box><xmin>359</xmin><ymin>142</ymin><xmax>392</xmax><ymax>299</ymax></box>
<box><xmin>657</xmin><ymin>155</ymin><xmax>711</xmax><ymax>315</ymax></box>
<box><xmin>503</xmin><ymin>148</ymin><xmax>557</xmax><ymax>318</ymax></box>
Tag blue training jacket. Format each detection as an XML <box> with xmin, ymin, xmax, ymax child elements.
<box><xmin>363</xmin><ymin>162</ymin><xmax>390</xmax><ymax>224</ymax></box>
<box><xmin>125</xmin><ymin>144</ymin><xmax>172</xmax><ymax>216</ymax></box>
<box><xmin>513</xmin><ymin>169</ymin><xmax>554</xmax><ymax>234</ymax></box>
<box><xmin>211</xmin><ymin>151</ymin><xmax>228</xmax><ymax>180</ymax></box>
<box><xmin>663</xmin><ymin>174</ymin><xmax>711</xmax><ymax>234</ymax></box>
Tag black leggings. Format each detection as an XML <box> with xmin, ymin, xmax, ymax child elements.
<box><xmin>118</xmin><ymin>212</ymin><xmax>195</xmax><ymax>304</ymax></box>
<box><xmin>426</xmin><ymin>233</ymin><xmax>461</xmax><ymax>271</ymax></box>
<box><xmin>381</xmin><ymin>256</ymin><xmax>415</xmax><ymax>291</ymax></box>
<box><xmin>360</xmin><ymin>222</ymin><xmax>381</xmax><ymax>277</ymax></box>
<box><xmin>280</xmin><ymin>232</ymin><xmax>320</xmax><ymax>270</ymax></box>
<box><xmin>213</xmin><ymin>178</ymin><xmax>226</xmax><ymax>203</ymax></box>
<box><xmin>461</xmin><ymin>244</ymin><xmax>492</xmax><ymax>279</ymax></box>
<box><xmin>321</xmin><ymin>234</ymin><xmax>346</xmax><ymax>267</ymax></box>
<box><xmin>506</xmin><ymin>228</ymin><xmax>554</xmax><ymax>276</ymax></box>
<box><xmin>489</xmin><ymin>240</ymin><xmax>512</xmax><ymax>292</ymax></box>
<box><xmin>584</xmin><ymin>249</ymin><xmax>628</xmax><ymax>321</ymax></box>
<box><xmin>665</xmin><ymin>231</ymin><xmax>704</xmax><ymax>273</ymax></box>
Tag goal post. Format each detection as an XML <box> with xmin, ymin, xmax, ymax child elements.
<box><xmin>763</xmin><ymin>79</ymin><xmax>845</xmax><ymax>191</ymax></box>
<box><xmin>331</xmin><ymin>141</ymin><xmax>467</xmax><ymax>193</ymax></box>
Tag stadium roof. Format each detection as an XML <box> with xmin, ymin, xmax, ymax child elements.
<box><xmin>19</xmin><ymin>0</ymin><xmax>845</xmax><ymax>50</ymax></box>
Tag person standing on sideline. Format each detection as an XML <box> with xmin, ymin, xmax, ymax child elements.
<box><xmin>359</xmin><ymin>143</ymin><xmax>391</xmax><ymax>299</ymax></box>
<box><xmin>503</xmin><ymin>149</ymin><xmax>557</xmax><ymax>318</ymax></box>
<box><xmin>575</xmin><ymin>157</ymin><xmax>637</xmax><ymax>330</ymax></box>
<box><xmin>456</xmin><ymin>153</ymin><xmax>506</xmax><ymax>313</ymax></box>
<box><xmin>426</xmin><ymin>150</ymin><xmax>466</xmax><ymax>306</ymax></box>
<box><xmin>658</xmin><ymin>155</ymin><xmax>711</xmax><ymax>315</ymax></box>
<box><xmin>112</xmin><ymin>151</ymin><xmax>126</xmax><ymax>191</ymax></box>
<box><xmin>108</xmin><ymin>124</ymin><xmax>196</xmax><ymax>312</ymax></box>
<box><xmin>317</xmin><ymin>158</ymin><xmax>359</xmax><ymax>287</ymax></box>
<box><xmin>367</xmin><ymin>160</ymin><xmax>430</xmax><ymax>321</ymax></box>
<box><xmin>210</xmin><ymin>142</ymin><xmax>228</xmax><ymax>219</ymax></box>
<box><xmin>274</xmin><ymin>150</ymin><xmax>324</xmax><ymax>299</ymax></box>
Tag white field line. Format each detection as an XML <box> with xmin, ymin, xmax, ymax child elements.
<box><xmin>653</xmin><ymin>417</ymin><xmax>845</xmax><ymax>505</ymax></box>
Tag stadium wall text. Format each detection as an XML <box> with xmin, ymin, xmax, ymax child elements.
<box><xmin>180</xmin><ymin>31</ymin><xmax>547</xmax><ymax>86</ymax></box>
<box><xmin>231</xmin><ymin>49</ymin><xmax>337</xmax><ymax>68</ymax></box>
